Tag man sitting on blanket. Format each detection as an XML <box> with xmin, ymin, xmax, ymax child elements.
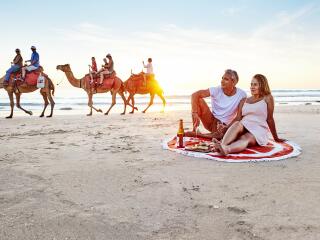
<box><xmin>186</xmin><ymin>69</ymin><xmax>247</xmax><ymax>140</ymax></box>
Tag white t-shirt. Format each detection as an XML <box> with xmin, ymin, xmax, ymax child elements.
<box><xmin>209</xmin><ymin>86</ymin><xmax>247</xmax><ymax>125</ymax></box>
<box><xmin>143</xmin><ymin>63</ymin><xmax>154</xmax><ymax>74</ymax></box>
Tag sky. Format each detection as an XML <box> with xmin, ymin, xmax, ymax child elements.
<box><xmin>1</xmin><ymin>0</ymin><xmax>319</xmax><ymax>95</ymax></box>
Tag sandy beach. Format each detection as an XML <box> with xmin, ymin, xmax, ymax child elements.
<box><xmin>0</xmin><ymin>105</ymin><xmax>320</xmax><ymax>240</ymax></box>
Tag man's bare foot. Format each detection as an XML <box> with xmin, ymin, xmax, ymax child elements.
<box><xmin>216</xmin><ymin>142</ymin><xmax>228</xmax><ymax>156</ymax></box>
<box><xmin>211</xmin><ymin>138</ymin><xmax>220</xmax><ymax>151</ymax></box>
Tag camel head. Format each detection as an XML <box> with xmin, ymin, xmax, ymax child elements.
<box><xmin>56</xmin><ymin>64</ymin><xmax>71</xmax><ymax>72</ymax></box>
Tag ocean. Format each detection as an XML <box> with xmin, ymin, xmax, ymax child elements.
<box><xmin>0</xmin><ymin>89</ymin><xmax>320</xmax><ymax>115</ymax></box>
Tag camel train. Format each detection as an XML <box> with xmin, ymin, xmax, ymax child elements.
<box><xmin>1</xmin><ymin>60</ymin><xmax>165</xmax><ymax>118</ymax></box>
<box><xmin>56</xmin><ymin>64</ymin><xmax>166</xmax><ymax>116</ymax></box>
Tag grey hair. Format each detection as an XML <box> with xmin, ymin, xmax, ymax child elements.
<box><xmin>225</xmin><ymin>69</ymin><xmax>239</xmax><ymax>82</ymax></box>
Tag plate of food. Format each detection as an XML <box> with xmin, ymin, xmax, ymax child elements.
<box><xmin>185</xmin><ymin>141</ymin><xmax>215</xmax><ymax>153</ymax></box>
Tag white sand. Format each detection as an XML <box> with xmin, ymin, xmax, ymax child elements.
<box><xmin>0</xmin><ymin>105</ymin><xmax>320</xmax><ymax>239</ymax></box>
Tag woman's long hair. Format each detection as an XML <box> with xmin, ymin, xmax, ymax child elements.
<box><xmin>253</xmin><ymin>74</ymin><xmax>271</xmax><ymax>96</ymax></box>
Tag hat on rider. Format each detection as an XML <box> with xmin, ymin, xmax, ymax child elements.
<box><xmin>15</xmin><ymin>48</ymin><xmax>20</xmax><ymax>53</ymax></box>
<box><xmin>31</xmin><ymin>46</ymin><xmax>36</xmax><ymax>50</ymax></box>
<box><xmin>106</xmin><ymin>53</ymin><xmax>111</xmax><ymax>58</ymax></box>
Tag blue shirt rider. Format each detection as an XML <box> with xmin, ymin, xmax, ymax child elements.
<box><xmin>22</xmin><ymin>46</ymin><xmax>40</xmax><ymax>80</ymax></box>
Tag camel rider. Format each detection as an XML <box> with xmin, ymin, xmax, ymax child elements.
<box><xmin>99</xmin><ymin>53</ymin><xmax>114</xmax><ymax>85</ymax></box>
<box><xmin>3</xmin><ymin>48</ymin><xmax>23</xmax><ymax>86</ymax></box>
<box><xmin>97</xmin><ymin>58</ymin><xmax>107</xmax><ymax>73</ymax></box>
<box><xmin>89</xmin><ymin>56</ymin><xmax>98</xmax><ymax>84</ymax></box>
<box><xmin>142</xmin><ymin>57</ymin><xmax>154</xmax><ymax>86</ymax></box>
<box><xmin>22</xmin><ymin>46</ymin><xmax>40</xmax><ymax>80</ymax></box>
<box><xmin>90</xmin><ymin>57</ymin><xmax>98</xmax><ymax>73</ymax></box>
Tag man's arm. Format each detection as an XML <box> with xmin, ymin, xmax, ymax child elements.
<box><xmin>142</xmin><ymin>61</ymin><xmax>147</xmax><ymax>68</ymax></box>
<box><xmin>31</xmin><ymin>53</ymin><xmax>39</xmax><ymax>65</ymax></box>
<box><xmin>191</xmin><ymin>89</ymin><xmax>210</xmax><ymax>113</ymax></box>
<box><xmin>191</xmin><ymin>89</ymin><xmax>210</xmax><ymax>130</ymax></box>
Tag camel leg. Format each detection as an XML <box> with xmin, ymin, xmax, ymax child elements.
<box><xmin>126</xmin><ymin>94</ymin><xmax>135</xmax><ymax>113</ymax></box>
<box><xmin>6</xmin><ymin>91</ymin><xmax>14</xmax><ymax>119</ymax></box>
<box><xmin>127</xmin><ymin>94</ymin><xmax>131</xmax><ymax>104</ymax></box>
<box><xmin>123</xmin><ymin>93</ymin><xmax>138</xmax><ymax>112</ymax></box>
<box><xmin>128</xmin><ymin>94</ymin><xmax>135</xmax><ymax>114</ymax></box>
<box><xmin>105</xmin><ymin>91</ymin><xmax>117</xmax><ymax>115</ymax></box>
<box><xmin>131</xmin><ymin>96</ymin><xmax>139</xmax><ymax>111</ymax></box>
<box><xmin>39</xmin><ymin>89</ymin><xmax>49</xmax><ymax>117</ymax></box>
<box><xmin>40</xmin><ymin>80</ymin><xmax>55</xmax><ymax>117</ymax></box>
<box><xmin>142</xmin><ymin>93</ymin><xmax>155</xmax><ymax>113</ymax></box>
<box><xmin>87</xmin><ymin>93</ymin><xmax>93</xmax><ymax>116</ymax></box>
<box><xmin>87</xmin><ymin>93</ymin><xmax>102</xmax><ymax>116</ymax></box>
<box><xmin>118</xmin><ymin>91</ymin><xmax>127</xmax><ymax>115</ymax></box>
<box><xmin>157</xmin><ymin>92</ymin><xmax>166</xmax><ymax>113</ymax></box>
<box><xmin>91</xmin><ymin>103</ymin><xmax>103</xmax><ymax>113</ymax></box>
<box><xmin>46</xmin><ymin>88</ymin><xmax>55</xmax><ymax>118</ymax></box>
<box><xmin>15</xmin><ymin>93</ymin><xmax>33</xmax><ymax>116</ymax></box>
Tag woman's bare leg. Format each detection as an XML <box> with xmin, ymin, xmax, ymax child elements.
<box><xmin>221</xmin><ymin>121</ymin><xmax>245</xmax><ymax>146</ymax></box>
<box><xmin>218</xmin><ymin>132</ymin><xmax>256</xmax><ymax>155</ymax></box>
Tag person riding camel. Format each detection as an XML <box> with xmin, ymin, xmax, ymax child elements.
<box><xmin>3</xmin><ymin>48</ymin><xmax>23</xmax><ymax>86</ymax></box>
<box><xmin>89</xmin><ymin>56</ymin><xmax>98</xmax><ymax>84</ymax></box>
<box><xmin>96</xmin><ymin>58</ymin><xmax>107</xmax><ymax>83</ymax></box>
<box><xmin>142</xmin><ymin>57</ymin><xmax>154</xmax><ymax>86</ymax></box>
<box><xmin>22</xmin><ymin>46</ymin><xmax>40</xmax><ymax>80</ymax></box>
<box><xmin>99</xmin><ymin>53</ymin><xmax>114</xmax><ymax>85</ymax></box>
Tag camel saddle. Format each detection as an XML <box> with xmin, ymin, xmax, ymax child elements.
<box><xmin>85</xmin><ymin>71</ymin><xmax>116</xmax><ymax>90</ymax></box>
<box><xmin>7</xmin><ymin>67</ymin><xmax>43</xmax><ymax>88</ymax></box>
<box><xmin>131</xmin><ymin>73</ymin><xmax>153</xmax><ymax>88</ymax></box>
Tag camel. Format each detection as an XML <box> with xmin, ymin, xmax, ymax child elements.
<box><xmin>0</xmin><ymin>70</ymin><xmax>55</xmax><ymax>118</ymax></box>
<box><xmin>56</xmin><ymin>64</ymin><xmax>136</xmax><ymax>116</ymax></box>
<box><xmin>124</xmin><ymin>72</ymin><xmax>166</xmax><ymax>113</ymax></box>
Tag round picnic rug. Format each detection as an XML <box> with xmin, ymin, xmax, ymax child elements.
<box><xmin>163</xmin><ymin>136</ymin><xmax>301</xmax><ymax>163</ymax></box>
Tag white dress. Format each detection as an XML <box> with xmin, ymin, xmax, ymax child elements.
<box><xmin>241</xmin><ymin>99</ymin><xmax>269</xmax><ymax>146</ymax></box>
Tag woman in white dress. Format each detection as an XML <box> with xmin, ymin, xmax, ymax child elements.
<box><xmin>215</xmin><ymin>74</ymin><xmax>285</xmax><ymax>155</ymax></box>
